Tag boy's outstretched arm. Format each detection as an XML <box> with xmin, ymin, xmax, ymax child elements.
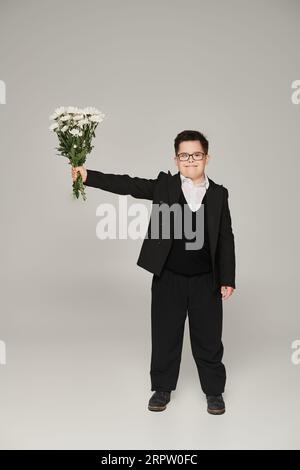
<box><xmin>72</xmin><ymin>166</ymin><xmax>160</xmax><ymax>200</ymax></box>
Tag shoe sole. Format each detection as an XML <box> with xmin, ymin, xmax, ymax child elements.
<box><xmin>207</xmin><ymin>407</ymin><xmax>225</xmax><ymax>415</ymax></box>
<box><xmin>148</xmin><ymin>404</ymin><xmax>168</xmax><ymax>412</ymax></box>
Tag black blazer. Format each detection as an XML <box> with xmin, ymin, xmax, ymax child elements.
<box><xmin>84</xmin><ymin>169</ymin><xmax>236</xmax><ymax>291</ymax></box>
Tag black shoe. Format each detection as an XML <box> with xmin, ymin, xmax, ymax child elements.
<box><xmin>148</xmin><ymin>391</ymin><xmax>171</xmax><ymax>412</ymax></box>
<box><xmin>206</xmin><ymin>394</ymin><xmax>225</xmax><ymax>415</ymax></box>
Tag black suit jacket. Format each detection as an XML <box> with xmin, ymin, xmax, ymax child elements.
<box><xmin>84</xmin><ymin>169</ymin><xmax>236</xmax><ymax>291</ymax></box>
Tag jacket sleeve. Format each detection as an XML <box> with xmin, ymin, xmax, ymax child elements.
<box><xmin>216</xmin><ymin>187</ymin><xmax>236</xmax><ymax>289</ymax></box>
<box><xmin>84</xmin><ymin>169</ymin><xmax>160</xmax><ymax>200</ymax></box>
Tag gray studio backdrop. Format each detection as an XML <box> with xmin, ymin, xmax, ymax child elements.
<box><xmin>0</xmin><ymin>0</ymin><xmax>299</xmax><ymax>450</ymax></box>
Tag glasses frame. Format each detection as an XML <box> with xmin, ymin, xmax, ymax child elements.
<box><xmin>176</xmin><ymin>151</ymin><xmax>207</xmax><ymax>162</ymax></box>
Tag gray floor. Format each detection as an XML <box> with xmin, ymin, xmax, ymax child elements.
<box><xmin>1</xmin><ymin>271</ymin><xmax>299</xmax><ymax>450</ymax></box>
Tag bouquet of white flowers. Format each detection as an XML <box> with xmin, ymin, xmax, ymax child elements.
<box><xmin>49</xmin><ymin>106</ymin><xmax>105</xmax><ymax>200</ymax></box>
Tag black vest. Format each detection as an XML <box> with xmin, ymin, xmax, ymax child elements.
<box><xmin>164</xmin><ymin>188</ymin><xmax>212</xmax><ymax>276</ymax></box>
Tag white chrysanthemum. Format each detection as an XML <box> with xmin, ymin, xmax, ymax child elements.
<box><xmin>49</xmin><ymin>106</ymin><xmax>67</xmax><ymax>120</ymax></box>
<box><xmin>60</xmin><ymin>114</ymin><xmax>71</xmax><ymax>121</ymax></box>
<box><xmin>61</xmin><ymin>125</ymin><xmax>69</xmax><ymax>132</ymax></box>
<box><xmin>69</xmin><ymin>128</ymin><xmax>81</xmax><ymax>136</ymax></box>
<box><xmin>83</xmin><ymin>106</ymin><xmax>100</xmax><ymax>115</ymax></box>
<box><xmin>51</xmin><ymin>106</ymin><xmax>66</xmax><ymax>118</ymax></box>
<box><xmin>73</xmin><ymin>114</ymin><xmax>84</xmax><ymax>121</ymax></box>
<box><xmin>49</xmin><ymin>122</ymin><xmax>59</xmax><ymax>131</ymax></box>
<box><xmin>93</xmin><ymin>112</ymin><xmax>105</xmax><ymax>121</ymax></box>
<box><xmin>67</xmin><ymin>106</ymin><xmax>79</xmax><ymax>114</ymax></box>
<box><xmin>89</xmin><ymin>114</ymin><xmax>103</xmax><ymax>123</ymax></box>
<box><xmin>78</xmin><ymin>118</ymin><xmax>89</xmax><ymax>127</ymax></box>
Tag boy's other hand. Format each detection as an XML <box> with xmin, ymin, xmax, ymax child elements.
<box><xmin>221</xmin><ymin>286</ymin><xmax>234</xmax><ymax>300</ymax></box>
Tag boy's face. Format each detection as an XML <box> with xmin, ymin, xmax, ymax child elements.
<box><xmin>174</xmin><ymin>140</ymin><xmax>209</xmax><ymax>180</ymax></box>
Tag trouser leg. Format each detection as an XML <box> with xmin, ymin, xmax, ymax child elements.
<box><xmin>187</xmin><ymin>271</ymin><xmax>226</xmax><ymax>395</ymax></box>
<box><xmin>150</xmin><ymin>268</ymin><xmax>188</xmax><ymax>391</ymax></box>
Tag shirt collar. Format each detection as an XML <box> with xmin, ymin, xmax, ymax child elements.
<box><xmin>180</xmin><ymin>171</ymin><xmax>209</xmax><ymax>189</ymax></box>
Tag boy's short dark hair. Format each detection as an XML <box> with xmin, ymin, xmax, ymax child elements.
<box><xmin>174</xmin><ymin>130</ymin><xmax>209</xmax><ymax>155</ymax></box>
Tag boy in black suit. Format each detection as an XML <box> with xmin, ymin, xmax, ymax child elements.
<box><xmin>72</xmin><ymin>130</ymin><xmax>236</xmax><ymax>415</ymax></box>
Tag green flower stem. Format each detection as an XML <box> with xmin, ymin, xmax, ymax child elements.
<box><xmin>72</xmin><ymin>172</ymin><xmax>87</xmax><ymax>201</ymax></box>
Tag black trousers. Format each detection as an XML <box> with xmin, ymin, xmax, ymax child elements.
<box><xmin>150</xmin><ymin>267</ymin><xmax>226</xmax><ymax>395</ymax></box>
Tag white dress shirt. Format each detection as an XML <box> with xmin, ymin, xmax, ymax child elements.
<box><xmin>179</xmin><ymin>172</ymin><xmax>209</xmax><ymax>212</ymax></box>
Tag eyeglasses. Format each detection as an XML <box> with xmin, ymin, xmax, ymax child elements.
<box><xmin>177</xmin><ymin>152</ymin><xmax>206</xmax><ymax>161</ymax></box>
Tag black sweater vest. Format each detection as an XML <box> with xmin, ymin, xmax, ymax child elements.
<box><xmin>164</xmin><ymin>188</ymin><xmax>212</xmax><ymax>276</ymax></box>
